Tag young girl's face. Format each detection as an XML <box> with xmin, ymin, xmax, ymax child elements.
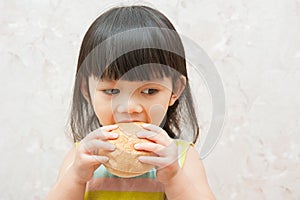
<box><xmin>85</xmin><ymin>76</ymin><xmax>180</xmax><ymax>126</ymax></box>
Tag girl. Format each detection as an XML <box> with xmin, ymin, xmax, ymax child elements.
<box><xmin>46</xmin><ymin>5</ymin><xmax>215</xmax><ymax>200</ymax></box>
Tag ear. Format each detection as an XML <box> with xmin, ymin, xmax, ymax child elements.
<box><xmin>80</xmin><ymin>77</ymin><xmax>91</xmax><ymax>104</ymax></box>
<box><xmin>169</xmin><ymin>76</ymin><xmax>186</xmax><ymax>106</ymax></box>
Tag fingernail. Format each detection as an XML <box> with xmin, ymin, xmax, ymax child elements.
<box><xmin>111</xmin><ymin>133</ymin><xmax>118</xmax><ymax>138</ymax></box>
<box><xmin>103</xmin><ymin>156</ymin><xmax>109</xmax><ymax>162</ymax></box>
<box><xmin>134</xmin><ymin>144</ymin><xmax>140</xmax><ymax>149</ymax></box>
<box><xmin>141</xmin><ymin>123</ymin><xmax>150</xmax><ymax>127</ymax></box>
<box><xmin>109</xmin><ymin>144</ymin><xmax>115</xmax><ymax>150</ymax></box>
<box><xmin>138</xmin><ymin>156</ymin><xmax>145</xmax><ymax>162</ymax></box>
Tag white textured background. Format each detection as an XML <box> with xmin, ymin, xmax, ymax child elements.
<box><xmin>1</xmin><ymin>0</ymin><xmax>300</xmax><ymax>199</ymax></box>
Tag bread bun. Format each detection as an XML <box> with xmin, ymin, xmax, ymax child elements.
<box><xmin>98</xmin><ymin>122</ymin><xmax>154</xmax><ymax>178</ymax></box>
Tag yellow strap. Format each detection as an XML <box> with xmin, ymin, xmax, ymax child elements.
<box><xmin>174</xmin><ymin>139</ymin><xmax>194</xmax><ymax>168</ymax></box>
<box><xmin>75</xmin><ymin>142</ymin><xmax>79</xmax><ymax>148</ymax></box>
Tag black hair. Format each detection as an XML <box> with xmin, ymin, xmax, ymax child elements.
<box><xmin>70</xmin><ymin>5</ymin><xmax>199</xmax><ymax>144</ymax></box>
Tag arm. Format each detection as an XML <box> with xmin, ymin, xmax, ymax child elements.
<box><xmin>164</xmin><ymin>146</ymin><xmax>216</xmax><ymax>200</ymax></box>
<box><xmin>136</xmin><ymin>124</ymin><xmax>215</xmax><ymax>200</ymax></box>
<box><xmin>45</xmin><ymin>147</ymin><xmax>86</xmax><ymax>200</ymax></box>
<box><xmin>46</xmin><ymin>125</ymin><xmax>119</xmax><ymax>200</ymax></box>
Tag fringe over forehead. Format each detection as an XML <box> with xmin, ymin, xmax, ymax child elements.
<box><xmin>76</xmin><ymin>6</ymin><xmax>187</xmax><ymax>82</ymax></box>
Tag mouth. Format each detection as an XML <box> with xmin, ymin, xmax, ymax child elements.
<box><xmin>117</xmin><ymin>119</ymin><xmax>144</xmax><ymax>123</ymax></box>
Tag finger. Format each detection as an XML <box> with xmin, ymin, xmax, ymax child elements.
<box><xmin>141</xmin><ymin>123</ymin><xmax>164</xmax><ymax>134</ymax></box>
<box><xmin>84</xmin><ymin>128</ymin><xmax>119</xmax><ymax>141</ymax></box>
<box><xmin>141</xmin><ymin>124</ymin><xmax>171</xmax><ymax>141</ymax></box>
<box><xmin>101</xmin><ymin>124</ymin><xmax>119</xmax><ymax>131</ymax></box>
<box><xmin>138</xmin><ymin>156</ymin><xmax>175</xmax><ymax>169</ymax></box>
<box><xmin>86</xmin><ymin>155</ymin><xmax>109</xmax><ymax>165</ymax></box>
<box><xmin>134</xmin><ymin>142</ymin><xmax>165</xmax><ymax>155</ymax></box>
<box><xmin>79</xmin><ymin>139</ymin><xmax>115</xmax><ymax>154</ymax></box>
<box><xmin>137</xmin><ymin>130</ymin><xmax>171</xmax><ymax>146</ymax></box>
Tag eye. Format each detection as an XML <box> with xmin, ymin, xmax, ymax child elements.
<box><xmin>103</xmin><ymin>89</ymin><xmax>120</xmax><ymax>95</ymax></box>
<box><xmin>141</xmin><ymin>88</ymin><xmax>158</xmax><ymax>95</ymax></box>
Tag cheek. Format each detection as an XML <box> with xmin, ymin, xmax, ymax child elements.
<box><xmin>147</xmin><ymin>103</ymin><xmax>169</xmax><ymax>126</ymax></box>
<box><xmin>145</xmin><ymin>92</ymin><xmax>172</xmax><ymax>125</ymax></box>
<box><xmin>94</xmin><ymin>106</ymin><xmax>114</xmax><ymax>125</ymax></box>
<box><xmin>92</xmin><ymin>95</ymin><xmax>114</xmax><ymax>124</ymax></box>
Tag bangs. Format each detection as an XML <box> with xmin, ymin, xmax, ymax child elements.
<box><xmin>78</xmin><ymin>26</ymin><xmax>186</xmax><ymax>82</ymax></box>
<box><xmin>101</xmin><ymin>48</ymin><xmax>183</xmax><ymax>81</ymax></box>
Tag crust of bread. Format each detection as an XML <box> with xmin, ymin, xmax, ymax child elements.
<box><xmin>98</xmin><ymin>122</ymin><xmax>154</xmax><ymax>178</ymax></box>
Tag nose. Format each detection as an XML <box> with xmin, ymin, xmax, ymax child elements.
<box><xmin>116</xmin><ymin>99</ymin><xmax>143</xmax><ymax>114</ymax></box>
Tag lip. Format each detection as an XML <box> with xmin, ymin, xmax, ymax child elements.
<box><xmin>117</xmin><ymin>119</ymin><xmax>144</xmax><ymax>123</ymax></box>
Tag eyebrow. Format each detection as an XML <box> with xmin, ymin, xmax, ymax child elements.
<box><xmin>96</xmin><ymin>78</ymin><xmax>172</xmax><ymax>88</ymax></box>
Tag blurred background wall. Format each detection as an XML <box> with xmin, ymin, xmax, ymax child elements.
<box><xmin>1</xmin><ymin>0</ymin><xmax>299</xmax><ymax>199</ymax></box>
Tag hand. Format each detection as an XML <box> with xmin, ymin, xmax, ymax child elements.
<box><xmin>72</xmin><ymin>124</ymin><xmax>119</xmax><ymax>184</ymax></box>
<box><xmin>134</xmin><ymin>123</ymin><xmax>180</xmax><ymax>184</ymax></box>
